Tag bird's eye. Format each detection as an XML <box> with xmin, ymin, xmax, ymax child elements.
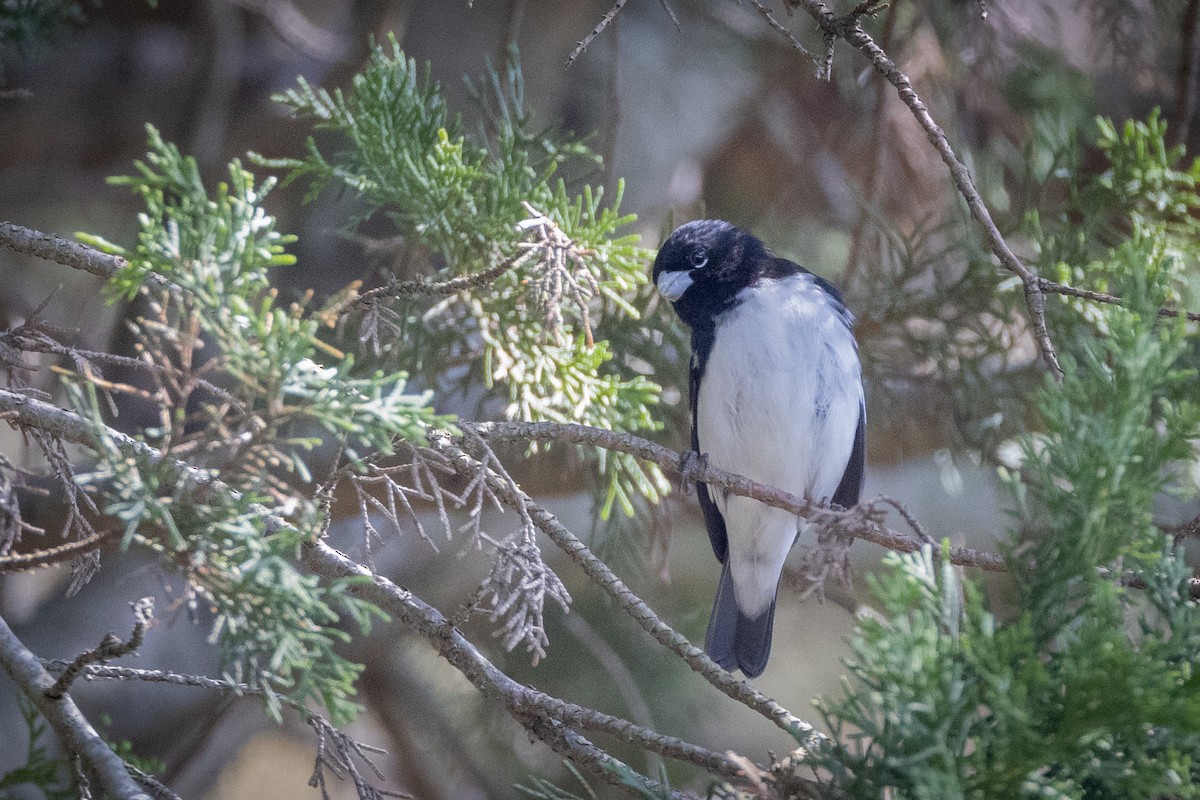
<box><xmin>690</xmin><ymin>249</ymin><xmax>708</xmax><ymax>269</ymax></box>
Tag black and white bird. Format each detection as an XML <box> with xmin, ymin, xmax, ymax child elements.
<box><xmin>653</xmin><ymin>219</ymin><xmax>865</xmax><ymax>678</ymax></box>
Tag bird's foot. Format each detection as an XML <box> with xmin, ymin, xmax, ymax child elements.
<box><xmin>678</xmin><ymin>450</ymin><xmax>710</xmax><ymax>496</ymax></box>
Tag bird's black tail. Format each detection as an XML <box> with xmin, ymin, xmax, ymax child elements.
<box><xmin>704</xmin><ymin>560</ymin><xmax>775</xmax><ymax>678</ymax></box>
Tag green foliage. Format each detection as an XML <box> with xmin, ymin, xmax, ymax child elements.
<box><xmin>1094</xmin><ymin>109</ymin><xmax>1200</xmax><ymax>234</ymax></box>
<box><xmin>1027</xmin><ymin>109</ymin><xmax>1200</xmax><ymax>335</ymax></box>
<box><xmin>74</xmin><ymin>125</ymin><xmax>438</xmax><ymax>723</ymax></box>
<box><xmin>70</xmin><ymin>40</ymin><xmax>674</xmax><ymax>726</ymax></box>
<box><xmin>261</xmin><ymin>36</ymin><xmax>670</xmax><ymax>518</ymax></box>
<box><xmin>818</xmin><ymin>540</ymin><xmax>1200</xmax><ymax>798</ymax></box>
<box><xmin>88</xmin><ymin>123</ymin><xmax>445</xmax><ymax>459</ymax></box>
<box><xmin>0</xmin><ymin>697</ymin><xmax>73</xmax><ymax>800</ymax></box>
<box><xmin>101</xmin><ymin>125</ymin><xmax>296</xmax><ymax>300</ymax></box>
<box><xmin>0</xmin><ymin>0</ymin><xmax>85</xmax><ymax>53</ymax></box>
<box><xmin>814</xmin><ymin>114</ymin><xmax>1200</xmax><ymax>799</ymax></box>
<box><xmin>1006</xmin><ymin>229</ymin><xmax>1199</xmax><ymax>637</ymax></box>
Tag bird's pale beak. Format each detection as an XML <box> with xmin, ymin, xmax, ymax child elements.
<box><xmin>656</xmin><ymin>270</ymin><xmax>694</xmax><ymax>301</ymax></box>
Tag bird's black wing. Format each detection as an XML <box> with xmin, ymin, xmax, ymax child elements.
<box><xmin>690</xmin><ymin>345</ymin><xmax>729</xmax><ymax>564</ymax></box>
<box><xmin>831</xmin><ymin>399</ymin><xmax>866</xmax><ymax>510</ymax></box>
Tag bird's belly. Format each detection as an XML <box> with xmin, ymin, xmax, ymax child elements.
<box><xmin>694</xmin><ymin>279</ymin><xmax>861</xmax><ymax>617</ymax></box>
<box><xmin>696</xmin><ymin>289</ymin><xmax>859</xmax><ymax>502</ymax></box>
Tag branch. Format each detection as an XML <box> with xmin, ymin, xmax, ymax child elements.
<box><xmin>567</xmin><ymin>0</ymin><xmax>630</xmax><ymax>66</ymax></box>
<box><xmin>1037</xmin><ymin>277</ymin><xmax>1200</xmax><ymax>323</ymax></box>
<box><xmin>0</xmin><ymin>528</ymin><xmax>122</xmax><ymax>572</ymax></box>
<box><xmin>46</xmin><ymin>597</ymin><xmax>153</xmax><ymax>699</ymax></box>
<box><xmin>38</xmin><ymin>661</ymin><xmax>400</xmax><ymax>800</ymax></box>
<box><xmin>0</xmin><ymin>221</ymin><xmax>126</xmax><ymax>279</ymax></box>
<box><xmin>425</xmin><ymin>429</ymin><xmax>830</xmax><ymax>749</ymax></box>
<box><xmin>0</xmin><ymin>389</ymin><xmax>751</xmax><ymax>796</ymax></box>
<box><xmin>470</xmin><ymin>420</ymin><xmax>1007</xmax><ymax>573</ymax></box>
<box><xmin>347</xmin><ymin>252</ymin><xmax>522</xmax><ymax>311</ymax></box>
<box><xmin>782</xmin><ymin>1</ymin><xmax>1063</xmax><ymax>378</ymax></box>
<box><xmin>0</xmin><ymin>221</ymin><xmax>169</xmax><ymax>293</ymax></box>
<box><xmin>301</xmin><ymin>540</ymin><xmax>715</xmax><ymax>799</ymax></box>
<box><xmin>473</xmin><ymin>420</ymin><xmax>1200</xmax><ymax>601</ymax></box>
<box><xmin>747</xmin><ymin>0</ymin><xmax>817</xmax><ymax>65</ymax></box>
<box><xmin>0</xmin><ymin>611</ymin><xmax>151</xmax><ymax>800</ymax></box>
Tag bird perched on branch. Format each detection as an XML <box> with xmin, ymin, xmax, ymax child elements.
<box><xmin>653</xmin><ymin>220</ymin><xmax>865</xmax><ymax>678</ymax></box>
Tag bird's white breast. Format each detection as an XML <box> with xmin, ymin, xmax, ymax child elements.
<box><xmin>696</xmin><ymin>273</ymin><xmax>861</xmax><ymax>616</ymax></box>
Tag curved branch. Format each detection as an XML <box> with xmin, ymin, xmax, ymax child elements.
<box><xmin>425</xmin><ymin>430</ymin><xmax>831</xmax><ymax>748</ymax></box>
<box><xmin>302</xmin><ymin>540</ymin><xmax>713</xmax><ymax>798</ymax></box>
<box><xmin>785</xmin><ymin>1</ymin><xmax>1063</xmax><ymax>378</ymax></box>
<box><xmin>0</xmin><ymin>612</ymin><xmax>151</xmax><ymax>800</ymax></box>
<box><xmin>0</xmin><ymin>389</ymin><xmax>750</xmax><ymax>796</ymax></box>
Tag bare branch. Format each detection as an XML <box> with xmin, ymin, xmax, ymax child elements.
<box><xmin>0</xmin><ymin>221</ymin><xmax>127</xmax><ymax>280</ymax></box>
<box><xmin>302</xmin><ymin>540</ymin><xmax>722</xmax><ymax>799</ymax></box>
<box><xmin>469</xmin><ymin>420</ymin><xmax>1007</xmax><ymax>572</ymax></box>
<box><xmin>348</xmin><ymin>250</ymin><xmax>521</xmax><ymax>310</ymax></box>
<box><xmin>423</xmin><ymin>429</ymin><xmax>828</xmax><ymax>748</ymax></box>
<box><xmin>0</xmin><ymin>221</ymin><xmax>170</xmax><ymax>293</ymax></box>
<box><xmin>40</xmin><ymin>660</ymin><xmax>400</xmax><ymax>800</ymax></box>
<box><xmin>46</xmin><ymin>597</ymin><xmax>153</xmax><ymax>699</ymax></box>
<box><xmin>567</xmin><ymin>0</ymin><xmax>630</xmax><ymax>67</ymax></box>
<box><xmin>783</xmin><ymin>1</ymin><xmax>1063</xmax><ymax>377</ymax></box>
<box><xmin>0</xmin><ymin>611</ymin><xmax>152</xmax><ymax>800</ymax></box>
<box><xmin>746</xmin><ymin>0</ymin><xmax>818</xmax><ymax>67</ymax></box>
<box><xmin>1037</xmin><ymin>277</ymin><xmax>1200</xmax><ymax>323</ymax></box>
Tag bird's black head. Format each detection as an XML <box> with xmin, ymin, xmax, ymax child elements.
<box><xmin>652</xmin><ymin>220</ymin><xmax>771</xmax><ymax>330</ymax></box>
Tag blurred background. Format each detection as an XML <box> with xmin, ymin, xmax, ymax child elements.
<box><xmin>0</xmin><ymin>1</ymin><xmax>1196</xmax><ymax>798</ymax></box>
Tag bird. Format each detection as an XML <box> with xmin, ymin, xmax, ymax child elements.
<box><xmin>652</xmin><ymin>219</ymin><xmax>865</xmax><ymax>678</ymax></box>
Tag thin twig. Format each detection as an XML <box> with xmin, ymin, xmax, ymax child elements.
<box><xmin>785</xmin><ymin>1</ymin><xmax>1063</xmax><ymax>378</ymax></box>
<box><xmin>878</xmin><ymin>496</ymin><xmax>935</xmax><ymax>545</ymax></box>
<box><xmin>747</xmin><ymin>0</ymin><xmax>818</xmax><ymax>66</ymax></box>
<box><xmin>1038</xmin><ymin>277</ymin><xmax>1200</xmax><ymax>322</ymax></box>
<box><xmin>348</xmin><ymin>254</ymin><xmax>521</xmax><ymax>311</ymax></box>
<box><xmin>567</xmin><ymin>0</ymin><xmax>630</xmax><ymax>66</ymax></box>
<box><xmin>46</xmin><ymin>597</ymin><xmax>153</xmax><ymax>699</ymax></box>
<box><xmin>0</xmin><ymin>528</ymin><xmax>123</xmax><ymax>572</ymax></box>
